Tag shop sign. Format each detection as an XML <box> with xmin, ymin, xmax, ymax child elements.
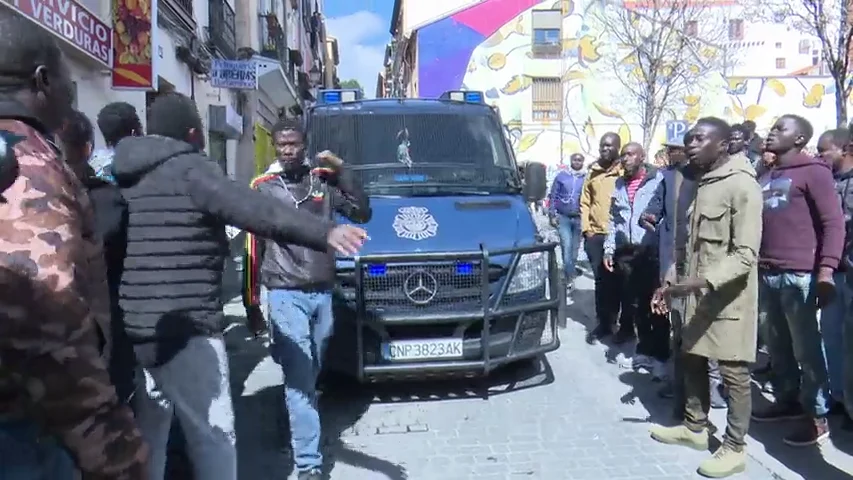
<box><xmin>111</xmin><ymin>0</ymin><xmax>157</xmax><ymax>90</ymax></box>
<box><xmin>2</xmin><ymin>0</ymin><xmax>112</xmax><ymax>67</ymax></box>
<box><xmin>211</xmin><ymin>60</ymin><xmax>258</xmax><ymax>90</ymax></box>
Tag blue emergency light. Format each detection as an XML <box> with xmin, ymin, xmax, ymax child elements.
<box><xmin>367</xmin><ymin>264</ymin><xmax>387</xmax><ymax>276</ymax></box>
<box><xmin>393</xmin><ymin>174</ymin><xmax>427</xmax><ymax>182</ymax></box>
<box><xmin>439</xmin><ymin>90</ymin><xmax>485</xmax><ymax>103</ymax></box>
<box><xmin>318</xmin><ymin>88</ymin><xmax>363</xmax><ymax>104</ymax></box>
<box><xmin>456</xmin><ymin>262</ymin><xmax>475</xmax><ymax>275</ymax></box>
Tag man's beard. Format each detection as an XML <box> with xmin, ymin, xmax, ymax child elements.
<box><xmin>680</xmin><ymin>162</ymin><xmax>701</xmax><ymax>180</ymax></box>
<box><xmin>280</xmin><ymin>158</ymin><xmax>308</xmax><ymax>177</ymax></box>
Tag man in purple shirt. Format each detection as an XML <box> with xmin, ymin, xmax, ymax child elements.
<box><xmin>549</xmin><ymin>153</ymin><xmax>586</xmax><ymax>291</ymax></box>
<box><xmin>751</xmin><ymin>115</ymin><xmax>845</xmax><ymax>447</ymax></box>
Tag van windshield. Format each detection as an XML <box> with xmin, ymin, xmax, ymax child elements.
<box><xmin>308</xmin><ymin>112</ymin><xmax>520</xmax><ymax>196</ymax></box>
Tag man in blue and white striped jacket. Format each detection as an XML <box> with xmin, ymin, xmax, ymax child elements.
<box><xmin>602</xmin><ymin>142</ymin><xmax>669</xmax><ymax>376</ymax></box>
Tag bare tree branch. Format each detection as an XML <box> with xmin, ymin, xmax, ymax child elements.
<box><xmin>743</xmin><ymin>0</ymin><xmax>853</xmax><ymax>126</ymax></box>
<box><xmin>591</xmin><ymin>0</ymin><xmax>731</xmax><ymax>149</ymax></box>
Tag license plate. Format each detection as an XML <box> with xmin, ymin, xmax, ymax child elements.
<box><xmin>381</xmin><ymin>338</ymin><xmax>464</xmax><ymax>361</ymax></box>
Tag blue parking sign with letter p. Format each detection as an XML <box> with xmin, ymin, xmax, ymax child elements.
<box><xmin>666</xmin><ymin>120</ymin><xmax>689</xmax><ymax>144</ymax></box>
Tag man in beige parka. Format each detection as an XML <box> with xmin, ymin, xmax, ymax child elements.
<box><xmin>648</xmin><ymin>117</ymin><xmax>762</xmax><ymax>479</ymax></box>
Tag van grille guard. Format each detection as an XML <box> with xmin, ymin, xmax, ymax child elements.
<box><xmin>339</xmin><ymin>242</ymin><xmax>562</xmax><ymax>378</ymax></box>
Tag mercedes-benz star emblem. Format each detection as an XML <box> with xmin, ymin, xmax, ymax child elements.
<box><xmin>403</xmin><ymin>271</ymin><xmax>439</xmax><ymax>305</ymax></box>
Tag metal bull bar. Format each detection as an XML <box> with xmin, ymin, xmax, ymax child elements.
<box><xmin>346</xmin><ymin>242</ymin><xmax>561</xmax><ymax>380</ymax></box>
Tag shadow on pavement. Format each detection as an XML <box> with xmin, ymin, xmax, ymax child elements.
<box><xmin>225</xmin><ymin>316</ymin><xmax>407</xmax><ymax>480</ymax></box>
<box><xmin>616</xmin><ymin>363</ymin><xmax>853</xmax><ymax>479</ymax></box>
<box><xmin>746</xmin><ymin>384</ymin><xmax>853</xmax><ymax>480</ymax></box>
<box><xmin>315</xmin><ymin>355</ymin><xmax>554</xmax><ymax>479</ymax></box>
<box><xmin>349</xmin><ymin>354</ymin><xmax>555</xmax><ymax>405</ymax></box>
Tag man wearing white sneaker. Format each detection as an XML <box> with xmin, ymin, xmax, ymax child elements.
<box><xmin>602</xmin><ymin>142</ymin><xmax>669</xmax><ymax>377</ymax></box>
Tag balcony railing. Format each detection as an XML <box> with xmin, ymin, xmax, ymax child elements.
<box><xmin>259</xmin><ymin>14</ymin><xmax>287</xmax><ymax>64</ymax></box>
<box><xmin>160</xmin><ymin>0</ymin><xmax>195</xmax><ymax>29</ymax></box>
<box><xmin>209</xmin><ymin>0</ymin><xmax>236</xmax><ymax>59</ymax></box>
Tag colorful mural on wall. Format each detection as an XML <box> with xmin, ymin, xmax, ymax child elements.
<box><xmin>417</xmin><ymin>0</ymin><xmax>841</xmax><ymax>167</ymax></box>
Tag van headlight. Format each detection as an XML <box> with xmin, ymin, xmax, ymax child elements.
<box><xmin>506</xmin><ymin>252</ymin><xmax>546</xmax><ymax>294</ymax></box>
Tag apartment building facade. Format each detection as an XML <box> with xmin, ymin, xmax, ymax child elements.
<box><xmin>0</xmin><ymin>0</ymin><xmax>334</xmax><ymax>184</ymax></box>
<box><xmin>380</xmin><ymin>0</ymin><xmax>837</xmax><ymax>164</ymax></box>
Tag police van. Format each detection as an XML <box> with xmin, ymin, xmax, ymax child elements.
<box><xmin>309</xmin><ymin>89</ymin><xmax>561</xmax><ymax>382</ymax></box>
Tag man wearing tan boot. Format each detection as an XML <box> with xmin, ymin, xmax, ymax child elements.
<box><xmin>648</xmin><ymin>117</ymin><xmax>762</xmax><ymax>478</ymax></box>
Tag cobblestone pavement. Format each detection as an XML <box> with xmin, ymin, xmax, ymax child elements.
<box><xmin>221</xmin><ymin>214</ymin><xmax>853</xmax><ymax>479</ymax></box>
<box><xmin>224</xmin><ymin>275</ymin><xmax>850</xmax><ymax>480</ymax></box>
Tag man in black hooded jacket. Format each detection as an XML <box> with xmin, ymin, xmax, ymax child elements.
<box><xmin>111</xmin><ymin>92</ymin><xmax>367</xmax><ymax>480</ymax></box>
<box><xmin>60</xmin><ymin>109</ymin><xmax>135</xmax><ymax>404</ymax></box>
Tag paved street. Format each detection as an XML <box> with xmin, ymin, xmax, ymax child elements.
<box><xmin>220</xmin><ymin>268</ymin><xmax>853</xmax><ymax>480</ymax></box>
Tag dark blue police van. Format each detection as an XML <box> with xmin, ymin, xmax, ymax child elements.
<box><xmin>308</xmin><ymin>89</ymin><xmax>561</xmax><ymax>382</ymax></box>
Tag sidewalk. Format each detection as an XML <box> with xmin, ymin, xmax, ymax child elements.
<box><xmin>567</xmin><ymin>274</ymin><xmax>853</xmax><ymax>480</ymax></box>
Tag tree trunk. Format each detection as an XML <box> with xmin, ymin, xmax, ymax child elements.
<box><xmin>642</xmin><ymin>96</ymin><xmax>656</xmax><ymax>152</ymax></box>
<box><xmin>835</xmin><ymin>76</ymin><xmax>848</xmax><ymax>127</ymax></box>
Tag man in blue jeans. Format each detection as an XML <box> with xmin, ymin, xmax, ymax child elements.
<box><xmin>816</xmin><ymin>127</ymin><xmax>853</xmax><ymax>429</ymax></box>
<box><xmin>549</xmin><ymin>153</ymin><xmax>586</xmax><ymax>291</ymax></box>
<box><xmin>243</xmin><ymin>118</ymin><xmax>371</xmax><ymax>480</ymax></box>
<box><xmin>751</xmin><ymin>115</ymin><xmax>845</xmax><ymax>446</ymax></box>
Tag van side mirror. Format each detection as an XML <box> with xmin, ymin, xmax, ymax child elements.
<box><xmin>522</xmin><ymin>161</ymin><xmax>547</xmax><ymax>202</ymax></box>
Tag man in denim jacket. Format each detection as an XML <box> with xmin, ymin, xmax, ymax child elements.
<box><xmin>549</xmin><ymin>153</ymin><xmax>586</xmax><ymax>291</ymax></box>
<box><xmin>603</xmin><ymin>142</ymin><xmax>668</xmax><ymax>375</ymax></box>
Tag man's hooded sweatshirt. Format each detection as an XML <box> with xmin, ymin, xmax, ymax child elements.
<box><xmin>758</xmin><ymin>153</ymin><xmax>844</xmax><ymax>272</ymax></box>
<box><xmin>112</xmin><ymin>135</ymin><xmax>335</xmax><ymax>367</ymax></box>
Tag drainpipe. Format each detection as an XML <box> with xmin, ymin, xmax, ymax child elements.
<box><xmin>235</xmin><ymin>0</ymin><xmax>255</xmax><ymax>187</ymax></box>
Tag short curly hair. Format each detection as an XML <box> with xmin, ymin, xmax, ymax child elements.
<box><xmin>97</xmin><ymin>102</ymin><xmax>141</xmax><ymax>146</ymax></box>
<box><xmin>147</xmin><ymin>92</ymin><xmax>202</xmax><ymax>141</ymax></box>
<box><xmin>60</xmin><ymin>110</ymin><xmax>94</xmax><ymax>149</ymax></box>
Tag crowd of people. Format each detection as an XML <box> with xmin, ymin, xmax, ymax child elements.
<box><xmin>548</xmin><ymin>113</ymin><xmax>853</xmax><ymax>477</ymax></box>
<box><xmin>0</xmin><ymin>13</ymin><xmax>370</xmax><ymax>480</ymax></box>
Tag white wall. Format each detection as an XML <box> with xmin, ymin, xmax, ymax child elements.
<box><xmin>155</xmin><ymin>26</ymin><xmax>195</xmax><ymax>95</ymax></box>
<box><xmin>728</xmin><ymin>20</ymin><xmax>822</xmax><ymax>77</ymax></box>
<box><xmin>69</xmin><ymin>56</ymin><xmax>146</xmax><ymax>150</ymax></box>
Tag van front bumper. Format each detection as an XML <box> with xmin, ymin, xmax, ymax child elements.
<box><xmin>328</xmin><ymin>243</ymin><xmax>562</xmax><ymax>382</ymax></box>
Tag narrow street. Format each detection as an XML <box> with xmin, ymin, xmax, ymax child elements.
<box><xmin>222</xmin><ymin>270</ymin><xmax>853</xmax><ymax>480</ymax></box>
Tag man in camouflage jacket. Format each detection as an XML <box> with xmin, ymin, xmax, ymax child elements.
<box><xmin>0</xmin><ymin>11</ymin><xmax>147</xmax><ymax>479</ymax></box>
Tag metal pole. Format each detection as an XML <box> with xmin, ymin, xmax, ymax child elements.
<box><xmin>559</xmin><ymin>2</ymin><xmax>566</xmax><ymax>166</ymax></box>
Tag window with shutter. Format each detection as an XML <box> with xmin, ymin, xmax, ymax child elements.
<box><xmin>531</xmin><ymin>78</ymin><xmax>562</xmax><ymax>121</ymax></box>
<box><xmin>728</xmin><ymin>19</ymin><xmax>743</xmax><ymax>40</ymax></box>
<box><xmin>531</xmin><ymin>10</ymin><xmax>562</xmax><ymax>58</ymax></box>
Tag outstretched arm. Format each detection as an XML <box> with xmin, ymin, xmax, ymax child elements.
<box><xmin>186</xmin><ymin>159</ymin><xmax>332</xmax><ymax>252</ymax></box>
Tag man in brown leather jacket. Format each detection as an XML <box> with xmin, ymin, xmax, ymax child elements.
<box><xmin>243</xmin><ymin>118</ymin><xmax>371</xmax><ymax>480</ymax></box>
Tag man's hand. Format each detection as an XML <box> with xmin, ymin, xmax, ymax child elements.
<box><xmin>246</xmin><ymin>306</ymin><xmax>268</xmax><ymax>337</ymax></box>
<box><xmin>328</xmin><ymin>224</ymin><xmax>368</xmax><ymax>256</ymax></box>
<box><xmin>650</xmin><ymin>286</ymin><xmax>670</xmax><ymax>315</ymax></box>
<box><xmin>316</xmin><ymin>150</ymin><xmax>343</xmax><ymax>168</ymax></box>
<box><xmin>640</xmin><ymin>213</ymin><xmax>657</xmax><ymax>232</ymax></box>
<box><xmin>666</xmin><ymin>277</ymin><xmax>709</xmax><ymax>298</ymax></box>
<box><xmin>549</xmin><ymin>216</ymin><xmax>559</xmax><ymax>228</ymax></box>
<box><xmin>816</xmin><ymin>268</ymin><xmax>837</xmax><ymax>308</ymax></box>
<box><xmin>603</xmin><ymin>256</ymin><xmax>614</xmax><ymax>272</ymax></box>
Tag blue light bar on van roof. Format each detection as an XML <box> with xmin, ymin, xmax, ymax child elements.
<box><xmin>439</xmin><ymin>90</ymin><xmax>485</xmax><ymax>103</ymax></box>
<box><xmin>319</xmin><ymin>89</ymin><xmax>363</xmax><ymax>104</ymax></box>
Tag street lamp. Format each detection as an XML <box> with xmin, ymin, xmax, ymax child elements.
<box><xmin>309</xmin><ymin>65</ymin><xmax>322</xmax><ymax>86</ymax></box>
